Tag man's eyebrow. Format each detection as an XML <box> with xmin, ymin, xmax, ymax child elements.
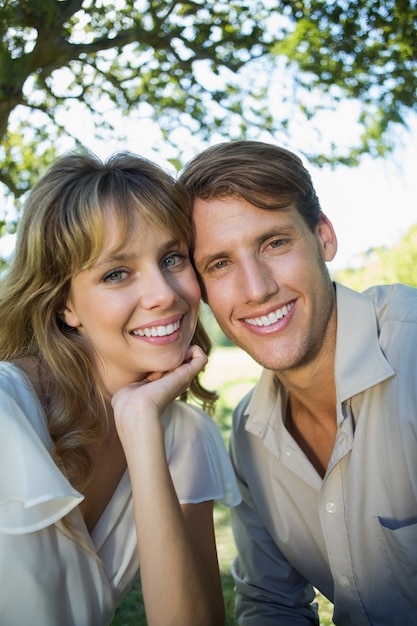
<box><xmin>195</xmin><ymin>227</ymin><xmax>296</xmax><ymax>270</ymax></box>
<box><xmin>193</xmin><ymin>250</ymin><xmax>228</xmax><ymax>270</ymax></box>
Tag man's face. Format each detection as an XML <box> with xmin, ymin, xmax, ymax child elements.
<box><xmin>193</xmin><ymin>196</ymin><xmax>337</xmax><ymax>374</ymax></box>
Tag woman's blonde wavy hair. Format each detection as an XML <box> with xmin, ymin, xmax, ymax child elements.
<box><xmin>0</xmin><ymin>150</ymin><xmax>216</xmax><ymax>491</ymax></box>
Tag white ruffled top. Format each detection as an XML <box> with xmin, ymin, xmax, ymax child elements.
<box><xmin>0</xmin><ymin>361</ymin><xmax>240</xmax><ymax>626</ymax></box>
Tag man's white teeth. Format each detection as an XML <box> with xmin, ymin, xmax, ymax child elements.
<box><xmin>133</xmin><ymin>320</ymin><xmax>180</xmax><ymax>337</ymax></box>
<box><xmin>245</xmin><ymin>302</ymin><xmax>294</xmax><ymax>327</ymax></box>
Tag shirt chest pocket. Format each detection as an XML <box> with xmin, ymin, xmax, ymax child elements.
<box><xmin>377</xmin><ymin>516</ymin><xmax>417</xmax><ymax>606</ymax></box>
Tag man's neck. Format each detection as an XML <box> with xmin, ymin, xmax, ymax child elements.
<box><xmin>276</xmin><ymin>333</ymin><xmax>337</xmax><ymax>478</ymax></box>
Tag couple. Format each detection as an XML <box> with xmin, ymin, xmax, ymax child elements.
<box><xmin>1</xmin><ymin>141</ymin><xmax>416</xmax><ymax>625</ymax></box>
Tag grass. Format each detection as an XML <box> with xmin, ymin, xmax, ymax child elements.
<box><xmin>111</xmin><ymin>347</ymin><xmax>334</xmax><ymax>625</ymax></box>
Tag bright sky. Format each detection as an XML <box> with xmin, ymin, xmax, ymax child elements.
<box><xmin>1</xmin><ymin>103</ymin><xmax>416</xmax><ymax>272</ymax></box>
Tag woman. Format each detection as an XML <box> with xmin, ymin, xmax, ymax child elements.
<box><xmin>0</xmin><ymin>151</ymin><xmax>240</xmax><ymax>625</ymax></box>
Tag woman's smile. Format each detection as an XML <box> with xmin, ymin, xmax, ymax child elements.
<box><xmin>130</xmin><ymin>314</ymin><xmax>182</xmax><ymax>340</ymax></box>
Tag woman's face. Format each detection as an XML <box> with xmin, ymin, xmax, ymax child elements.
<box><xmin>63</xmin><ymin>209</ymin><xmax>201</xmax><ymax>395</ymax></box>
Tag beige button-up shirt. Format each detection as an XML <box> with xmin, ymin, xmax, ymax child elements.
<box><xmin>230</xmin><ymin>282</ymin><xmax>417</xmax><ymax>625</ymax></box>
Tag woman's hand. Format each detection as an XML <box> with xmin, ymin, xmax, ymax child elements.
<box><xmin>111</xmin><ymin>344</ymin><xmax>207</xmax><ymax>440</ymax></box>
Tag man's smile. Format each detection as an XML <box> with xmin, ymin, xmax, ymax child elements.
<box><xmin>244</xmin><ymin>302</ymin><xmax>294</xmax><ymax>327</ymax></box>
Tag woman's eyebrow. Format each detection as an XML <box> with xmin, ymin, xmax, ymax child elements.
<box><xmin>93</xmin><ymin>238</ymin><xmax>183</xmax><ymax>268</ymax></box>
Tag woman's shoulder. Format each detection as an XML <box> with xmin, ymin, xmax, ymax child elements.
<box><xmin>0</xmin><ymin>358</ymin><xmax>50</xmax><ymax>442</ymax></box>
<box><xmin>0</xmin><ymin>359</ymin><xmax>36</xmax><ymax>394</ymax></box>
<box><xmin>163</xmin><ymin>400</ymin><xmax>222</xmax><ymax>442</ymax></box>
<box><xmin>162</xmin><ymin>401</ymin><xmax>241</xmax><ymax>507</ymax></box>
<box><xmin>0</xmin><ymin>360</ymin><xmax>83</xmax><ymax>535</ymax></box>
<box><xmin>2</xmin><ymin>357</ymin><xmax>49</xmax><ymax>412</ymax></box>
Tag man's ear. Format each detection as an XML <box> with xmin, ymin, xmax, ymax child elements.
<box><xmin>62</xmin><ymin>300</ymin><xmax>81</xmax><ymax>329</ymax></box>
<box><xmin>316</xmin><ymin>212</ymin><xmax>338</xmax><ymax>263</ymax></box>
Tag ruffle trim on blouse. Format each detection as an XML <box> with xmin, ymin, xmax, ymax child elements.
<box><xmin>163</xmin><ymin>402</ymin><xmax>242</xmax><ymax>508</ymax></box>
<box><xmin>0</xmin><ymin>369</ymin><xmax>83</xmax><ymax>535</ymax></box>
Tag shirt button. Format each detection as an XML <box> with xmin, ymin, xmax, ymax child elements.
<box><xmin>339</xmin><ymin>575</ymin><xmax>350</xmax><ymax>588</ymax></box>
<box><xmin>325</xmin><ymin>502</ymin><xmax>337</xmax><ymax>514</ymax></box>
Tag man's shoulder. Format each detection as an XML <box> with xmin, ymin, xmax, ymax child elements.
<box><xmin>336</xmin><ymin>281</ymin><xmax>417</xmax><ymax>325</ymax></box>
<box><xmin>364</xmin><ymin>283</ymin><xmax>417</xmax><ymax>324</ymax></box>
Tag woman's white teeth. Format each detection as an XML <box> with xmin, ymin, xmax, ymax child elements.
<box><xmin>133</xmin><ymin>320</ymin><xmax>180</xmax><ymax>337</ymax></box>
<box><xmin>245</xmin><ymin>302</ymin><xmax>294</xmax><ymax>327</ymax></box>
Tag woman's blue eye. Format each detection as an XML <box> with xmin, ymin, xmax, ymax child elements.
<box><xmin>164</xmin><ymin>255</ymin><xmax>177</xmax><ymax>267</ymax></box>
<box><xmin>103</xmin><ymin>269</ymin><xmax>127</xmax><ymax>283</ymax></box>
<box><xmin>163</xmin><ymin>254</ymin><xmax>186</xmax><ymax>268</ymax></box>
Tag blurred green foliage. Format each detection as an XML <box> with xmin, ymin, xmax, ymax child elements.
<box><xmin>333</xmin><ymin>223</ymin><xmax>417</xmax><ymax>291</ymax></box>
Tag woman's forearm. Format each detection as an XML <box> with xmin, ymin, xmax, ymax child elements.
<box><xmin>121</xmin><ymin>416</ymin><xmax>224</xmax><ymax>626</ymax></box>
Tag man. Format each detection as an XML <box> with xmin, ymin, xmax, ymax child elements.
<box><xmin>179</xmin><ymin>141</ymin><xmax>417</xmax><ymax>625</ymax></box>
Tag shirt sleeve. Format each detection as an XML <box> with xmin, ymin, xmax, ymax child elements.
<box><xmin>0</xmin><ymin>377</ymin><xmax>83</xmax><ymax>534</ymax></box>
<box><xmin>230</xmin><ymin>405</ymin><xmax>319</xmax><ymax>626</ymax></box>
<box><xmin>162</xmin><ymin>401</ymin><xmax>241</xmax><ymax>507</ymax></box>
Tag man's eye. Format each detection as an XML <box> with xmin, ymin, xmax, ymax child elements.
<box><xmin>213</xmin><ymin>260</ymin><xmax>228</xmax><ymax>270</ymax></box>
<box><xmin>103</xmin><ymin>269</ymin><xmax>128</xmax><ymax>283</ymax></box>
<box><xmin>270</xmin><ymin>239</ymin><xmax>285</xmax><ymax>248</ymax></box>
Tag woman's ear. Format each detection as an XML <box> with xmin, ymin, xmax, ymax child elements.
<box><xmin>62</xmin><ymin>300</ymin><xmax>81</xmax><ymax>329</ymax></box>
<box><xmin>316</xmin><ymin>212</ymin><xmax>338</xmax><ymax>263</ymax></box>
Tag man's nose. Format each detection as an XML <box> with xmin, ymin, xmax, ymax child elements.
<box><xmin>239</xmin><ymin>258</ymin><xmax>278</xmax><ymax>304</ymax></box>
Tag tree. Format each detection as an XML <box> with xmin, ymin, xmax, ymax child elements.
<box><xmin>1</xmin><ymin>0</ymin><xmax>274</xmax><ymax>204</ymax></box>
<box><xmin>1</xmin><ymin>0</ymin><xmax>416</xmax><ymax>209</ymax></box>
<box><xmin>275</xmin><ymin>0</ymin><xmax>417</xmax><ymax>165</ymax></box>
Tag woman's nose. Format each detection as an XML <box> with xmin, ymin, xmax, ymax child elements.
<box><xmin>139</xmin><ymin>270</ymin><xmax>179</xmax><ymax>309</ymax></box>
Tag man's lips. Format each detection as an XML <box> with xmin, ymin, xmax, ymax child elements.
<box><xmin>244</xmin><ymin>301</ymin><xmax>294</xmax><ymax>327</ymax></box>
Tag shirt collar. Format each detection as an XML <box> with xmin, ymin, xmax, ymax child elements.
<box><xmin>334</xmin><ymin>282</ymin><xmax>395</xmax><ymax>402</ymax></box>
